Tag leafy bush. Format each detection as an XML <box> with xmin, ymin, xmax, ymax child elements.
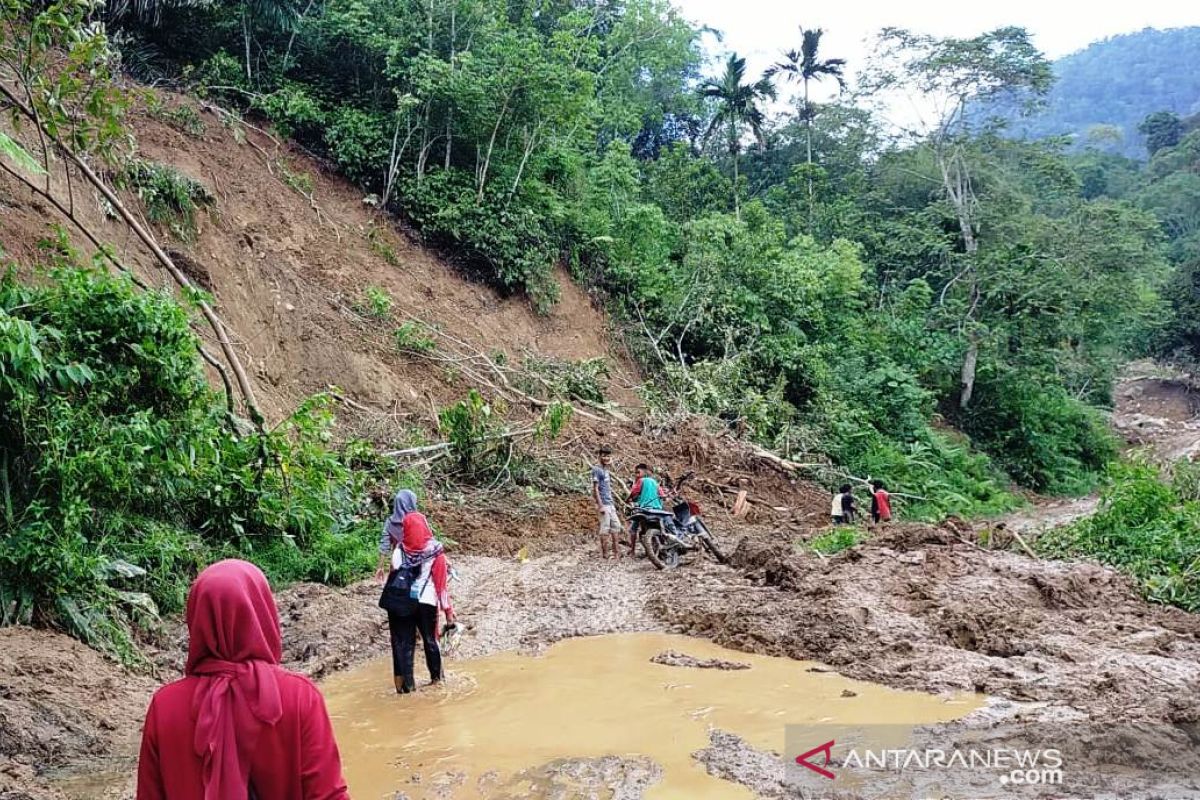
<box><xmin>806</xmin><ymin>527</ymin><xmax>866</xmax><ymax>555</ymax></box>
<box><xmin>438</xmin><ymin>389</ymin><xmax>501</xmax><ymax>479</ymax></box>
<box><xmin>521</xmin><ymin>355</ymin><xmax>609</xmax><ymax>404</ymax></box>
<box><xmin>394</xmin><ymin>322</ymin><xmax>435</xmax><ymax>353</ymax></box>
<box><xmin>355</xmin><ymin>285</ymin><xmax>393</xmax><ymax>319</ymax></box>
<box><xmin>121</xmin><ymin>159</ymin><xmax>214</xmax><ymax>241</ymax></box>
<box><xmin>0</xmin><ymin>247</ymin><xmax>387</xmax><ymax>660</ymax></box>
<box><xmin>1039</xmin><ymin>462</ymin><xmax>1200</xmax><ymax>611</ymax></box>
<box><xmin>436</xmin><ymin>389</ymin><xmax>570</xmax><ymax>486</ymax></box>
<box><xmin>959</xmin><ymin>370</ymin><xmax>1117</xmax><ymax>494</ymax></box>
<box><xmin>400</xmin><ymin>171</ymin><xmax>560</xmax><ymax>310</ymax></box>
<box><xmin>253</xmin><ymin>83</ymin><xmax>326</xmax><ymax>140</ymax></box>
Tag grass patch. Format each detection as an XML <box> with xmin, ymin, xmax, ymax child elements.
<box><xmin>150</xmin><ymin>102</ymin><xmax>206</xmax><ymax>137</ymax></box>
<box><xmin>281</xmin><ymin>164</ymin><xmax>315</xmax><ymax>197</ymax></box>
<box><xmin>367</xmin><ymin>225</ymin><xmax>400</xmax><ymax>266</ymax></box>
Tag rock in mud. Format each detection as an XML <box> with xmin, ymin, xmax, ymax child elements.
<box><xmin>693</xmin><ymin>730</ymin><xmax>792</xmax><ymax>799</ymax></box>
<box><xmin>650</xmin><ymin>650</ymin><xmax>750</xmax><ymax>670</ymax></box>
<box><xmin>479</xmin><ymin>756</ymin><xmax>662</xmax><ymax>800</ymax></box>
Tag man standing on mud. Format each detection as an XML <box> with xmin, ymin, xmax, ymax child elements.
<box><xmin>591</xmin><ymin>446</ymin><xmax>623</xmax><ymax>560</ymax></box>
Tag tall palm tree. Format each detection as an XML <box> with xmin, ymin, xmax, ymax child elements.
<box><xmin>700</xmin><ymin>54</ymin><xmax>776</xmax><ymax>220</ymax></box>
<box><xmin>769</xmin><ymin>28</ymin><xmax>846</xmax><ymax>222</ymax></box>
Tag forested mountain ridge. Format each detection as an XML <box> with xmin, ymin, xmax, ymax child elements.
<box><xmin>981</xmin><ymin>26</ymin><xmax>1200</xmax><ymax>158</ymax></box>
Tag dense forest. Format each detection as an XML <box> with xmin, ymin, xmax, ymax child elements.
<box><xmin>3</xmin><ymin>0</ymin><xmax>1200</xmax><ymax>650</ymax></box>
<box><xmin>981</xmin><ymin>26</ymin><xmax>1200</xmax><ymax>158</ymax></box>
<box><xmin>115</xmin><ymin>0</ymin><xmax>1171</xmax><ymax>499</ymax></box>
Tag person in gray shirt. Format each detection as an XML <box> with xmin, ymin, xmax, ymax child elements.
<box><xmin>591</xmin><ymin>446</ymin><xmax>623</xmax><ymax>559</ymax></box>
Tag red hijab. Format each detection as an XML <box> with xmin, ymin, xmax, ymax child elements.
<box><xmin>185</xmin><ymin>559</ymin><xmax>284</xmax><ymax>800</ymax></box>
<box><xmin>401</xmin><ymin>511</ymin><xmax>434</xmax><ymax>553</ymax></box>
<box><xmin>399</xmin><ymin>513</ymin><xmax>452</xmax><ymax>614</ymax></box>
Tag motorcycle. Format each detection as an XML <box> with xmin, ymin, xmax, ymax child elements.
<box><xmin>629</xmin><ymin>471</ymin><xmax>726</xmax><ymax>570</ymax></box>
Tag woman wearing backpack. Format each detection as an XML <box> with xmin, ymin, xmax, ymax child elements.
<box><xmin>378</xmin><ymin>491</ymin><xmax>455</xmax><ymax>694</ymax></box>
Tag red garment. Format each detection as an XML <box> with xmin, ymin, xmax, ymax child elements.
<box><xmin>875</xmin><ymin>490</ymin><xmax>892</xmax><ymax>521</ymax></box>
<box><xmin>401</xmin><ymin>512</ymin><xmax>452</xmax><ymax>614</ymax></box>
<box><xmin>136</xmin><ymin>560</ymin><xmax>348</xmax><ymax>800</ymax></box>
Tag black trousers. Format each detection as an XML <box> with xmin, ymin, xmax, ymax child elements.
<box><xmin>388</xmin><ymin>605</ymin><xmax>442</xmax><ymax>692</ymax></box>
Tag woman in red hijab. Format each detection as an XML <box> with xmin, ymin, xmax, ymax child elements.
<box><xmin>381</xmin><ymin>504</ymin><xmax>455</xmax><ymax>694</ymax></box>
<box><xmin>136</xmin><ymin>559</ymin><xmax>349</xmax><ymax>800</ymax></box>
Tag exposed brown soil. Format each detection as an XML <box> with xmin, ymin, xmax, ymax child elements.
<box><xmin>0</xmin><ymin>91</ymin><xmax>639</xmax><ymax>427</ymax></box>
<box><xmin>1114</xmin><ymin>373</ymin><xmax>1200</xmax><ymax>463</ymax></box>
<box><xmin>654</xmin><ymin>525</ymin><xmax>1200</xmax><ymax>720</ymax></box>
<box><xmin>0</xmin><ymin>628</ymin><xmax>155</xmax><ymax>800</ymax></box>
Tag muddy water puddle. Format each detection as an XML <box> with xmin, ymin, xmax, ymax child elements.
<box><xmin>322</xmin><ymin>632</ymin><xmax>982</xmax><ymax>799</ymax></box>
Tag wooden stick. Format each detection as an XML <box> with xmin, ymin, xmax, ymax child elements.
<box><xmin>1009</xmin><ymin>529</ymin><xmax>1039</xmax><ymax>560</ymax></box>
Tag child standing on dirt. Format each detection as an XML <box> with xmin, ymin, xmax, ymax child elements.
<box><xmin>591</xmin><ymin>446</ymin><xmax>623</xmax><ymax>560</ymax></box>
<box><xmin>871</xmin><ymin>480</ymin><xmax>892</xmax><ymax>524</ymax></box>
<box><xmin>831</xmin><ymin>484</ymin><xmax>857</xmax><ymax>525</ymax></box>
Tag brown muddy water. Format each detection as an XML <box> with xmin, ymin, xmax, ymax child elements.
<box><xmin>321</xmin><ymin>632</ymin><xmax>982</xmax><ymax>799</ymax></box>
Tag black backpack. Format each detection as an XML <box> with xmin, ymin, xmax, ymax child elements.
<box><xmin>378</xmin><ymin>549</ymin><xmax>436</xmax><ymax>615</ymax></box>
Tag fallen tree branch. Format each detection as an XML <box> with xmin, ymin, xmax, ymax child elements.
<box><xmin>380</xmin><ymin>426</ymin><xmax>539</xmax><ymax>459</ymax></box>
<box><xmin>398</xmin><ymin>315</ymin><xmax>627</xmax><ymax>423</ymax></box>
<box><xmin>0</xmin><ymin>82</ymin><xmax>264</xmax><ymax>427</ymax></box>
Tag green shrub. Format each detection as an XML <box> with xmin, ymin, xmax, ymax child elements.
<box><xmin>121</xmin><ymin>159</ymin><xmax>214</xmax><ymax>241</ymax></box>
<box><xmin>522</xmin><ymin>355</ymin><xmax>608</xmax><ymax>404</ymax></box>
<box><xmin>253</xmin><ymin>84</ymin><xmax>326</xmax><ymax>140</ymax></box>
<box><xmin>1039</xmin><ymin>462</ymin><xmax>1200</xmax><ymax>611</ymax></box>
<box><xmin>399</xmin><ymin>171</ymin><xmax>560</xmax><ymax>309</ymax></box>
<box><xmin>0</xmin><ymin>246</ymin><xmax>387</xmax><ymax>660</ymax></box>
<box><xmin>394</xmin><ymin>322</ymin><xmax>435</xmax><ymax>353</ymax></box>
<box><xmin>807</xmin><ymin>528</ymin><xmax>867</xmax><ymax>555</ymax></box>
<box><xmin>960</xmin><ymin>370</ymin><xmax>1118</xmax><ymax>494</ymax></box>
<box><xmin>355</xmin><ymin>285</ymin><xmax>393</xmax><ymax>319</ymax></box>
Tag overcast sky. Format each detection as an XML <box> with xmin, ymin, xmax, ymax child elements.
<box><xmin>673</xmin><ymin>0</ymin><xmax>1199</xmax><ymax>107</ymax></box>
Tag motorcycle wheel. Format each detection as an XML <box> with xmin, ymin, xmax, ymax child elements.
<box><xmin>696</xmin><ymin>521</ymin><xmax>727</xmax><ymax>564</ymax></box>
<box><xmin>642</xmin><ymin>528</ymin><xmax>680</xmax><ymax>570</ymax></box>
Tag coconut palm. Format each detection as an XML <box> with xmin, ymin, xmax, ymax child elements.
<box><xmin>700</xmin><ymin>54</ymin><xmax>777</xmax><ymax>219</ymax></box>
<box><xmin>769</xmin><ymin>27</ymin><xmax>846</xmax><ymax>224</ymax></box>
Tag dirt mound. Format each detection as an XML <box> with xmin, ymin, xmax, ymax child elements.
<box><xmin>1112</xmin><ymin>364</ymin><xmax>1200</xmax><ymax>463</ymax></box>
<box><xmin>0</xmin><ymin>628</ymin><xmax>154</xmax><ymax>788</ymax></box>
<box><xmin>588</xmin><ymin>416</ymin><xmax>831</xmax><ymax>528</ymax></box>
<box><xmin>1116</xmin><ymin>377</ymin><xmax>1200</xmax><ymax>425</ymax></box>
<box><xmin>652</xmin><ymin>525</ymin><xmax>1200</xmax><ymax>722</ymax></box>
